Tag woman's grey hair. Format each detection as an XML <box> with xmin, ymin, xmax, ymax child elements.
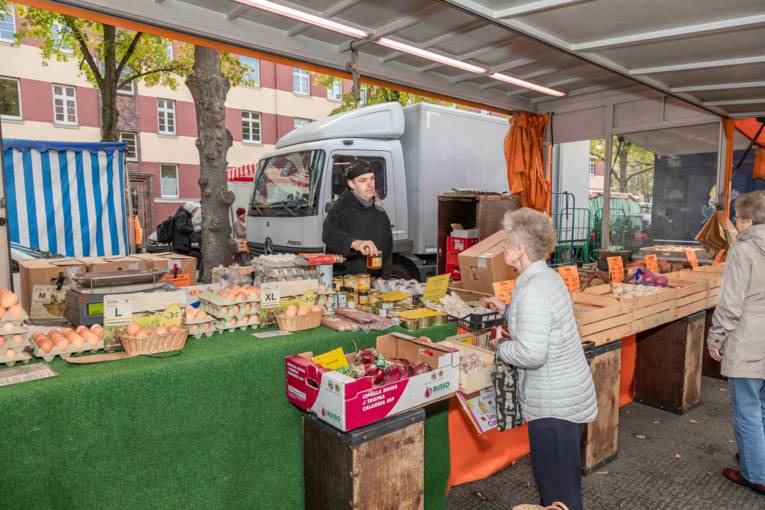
<box><xmin>734</xmin><ymin>190</ymin><xmax>765</xmax><ymax>225</ymax></box>
<box><xmin>502</xmin><ymin>208</ymin><xmax>557</xmax><ymax>262</ymax></box>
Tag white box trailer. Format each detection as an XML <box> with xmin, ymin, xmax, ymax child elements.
<box><xmin>246</xmin><ymin>102</ymin><xmax>509</xmax><ymax>280</ymax></box>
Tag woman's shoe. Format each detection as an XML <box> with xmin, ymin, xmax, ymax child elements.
<box><xmin>723</xmin><ymin>468</ymin><xmax>765</xmax><ymax>496</ymax></box>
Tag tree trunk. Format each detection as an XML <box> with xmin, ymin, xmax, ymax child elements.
<box><xmin>99</xmin><ymin>25</ymin><xmax>120</xmax><ymax>141</ymax></box>
<box><xmin>186</xmin><ymin>45</ymin><xmax>235</xmax><ymax>282</ymax></box>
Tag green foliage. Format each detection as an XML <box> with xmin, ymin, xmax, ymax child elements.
<box><xmin>591</xmin><ymin>137</ymin><xmax>655</xmax><ymax>201</ymax></box>
<box><xmin>314</xmin><ymin>74</ymin><xmax>445</xmax><ymax>115</ymax></box>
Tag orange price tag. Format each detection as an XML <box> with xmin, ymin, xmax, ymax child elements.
<box><xmin>644</xmin><ymin>254</ymin><xmax>659</xmax><ymax>273</ymax></box>
<box><xmin>712</xmin><ymin>250</ymin><xmax>725</xmax><ymax>266</ymax></box>
<box><xmin>684</xmin><ymin>248</ymin><xmax>699</xmax><ymax>269</ymax></box>
<box><xmin>492</xmin><ymin>279</ymin><xmax>516</xmax><ymax>304</ymax></box>
<box><xmin>607</xmin><ymin>256</ymin><xmax>625</xmax><ymax>283</ymax></box>
<box><xmin>557</xmin><ymin>265</ymin><xmax>580</xmax><ymax>292</ymax></box>
<box><xmin>163</xmin><ymin>273</ymin><xmax>191</xmax><ymax>287</ymax></box>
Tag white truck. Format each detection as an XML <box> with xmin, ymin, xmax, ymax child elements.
<box><xmin>246</xmin><ymin>102</ymin><xmax>509</xmax><ymax>280</ymax></box>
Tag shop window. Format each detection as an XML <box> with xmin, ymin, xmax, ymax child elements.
<box><xmin>242</xmin><ymin>111</ymin><xmax>262</xmax><ymax>143</ymax></box>
<box><xmin>52</xmin><ymin>84</ymin><xmax>77</xmax><ymax>125</ymax></box>
<box><xmin>293</xmin><ymin>118</ymin><xmax>310</xmax><ymax>130</ymax></box>
<box><xmin>327</xmin><ymin>80</ymin><xmax>342</xmax><ymax>101</ymax></box>
<box><xmin>0</xmin><ymin>76</ymin><xmax>21</xmax><ymax>120</ymax></box>
<box><xmin>157</xmin><ymin>98</ymin><xmax>176</xmax><ymax>135</ymax></box>
<box><xmin>330</xmin><ymin>155</ymin><xmax>386</xmax><ymax>201</ymax></box>
<box><xmin>160</xmin><ymin>164</ymin><xmax>179</xmax><ymax>198</ymax></box>
<box><xmin>52</xmin><ymin>21</ymin><xmax>73</xmax><ymax>54</ymax></box>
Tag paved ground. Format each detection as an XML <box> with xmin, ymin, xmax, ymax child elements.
<box><xmin>447</xmin><ymin>377</ymin><xmax>765</xmax><ymax>510</ymax></box>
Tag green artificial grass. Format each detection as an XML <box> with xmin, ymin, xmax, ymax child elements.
<box><xmin>0</xmin><ymin>323</ymin><xmax>457</xmax><ymax>510</ymax></box>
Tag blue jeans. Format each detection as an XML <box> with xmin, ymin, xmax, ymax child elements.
<box><xmin>729</xmin><ymin>377</ymin><xmax>765</xmax><ymax>484</ymax></box>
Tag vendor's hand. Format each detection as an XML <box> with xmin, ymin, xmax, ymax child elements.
<box><xmin>486</xmin><ymin>297</ymin><xmax>506</xmax><ymax>311</ymax></box>
<box><xmin>351</xmin><ymin>240</ymin><xmax>380</xmax><ymax>257</ymax></box>
<box><xmin>708</xmin><ymin>345</ymin><xmax>722</xmax><ymax>362</ymax></box>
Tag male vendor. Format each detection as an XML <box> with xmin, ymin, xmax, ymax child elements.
<box><xmin>322</xmin><ymin>160</ymin><xmax>393</xmax><ymax>278</ymax></box>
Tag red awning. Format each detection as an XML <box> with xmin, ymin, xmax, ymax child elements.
<box><xmin>227</xmin><ymin>163</ymin><xmax>258</xmax><ymax>182</ymax></box>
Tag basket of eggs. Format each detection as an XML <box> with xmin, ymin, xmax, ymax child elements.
<box><xmin>276</xmin><ymin>304</ymin><xmax>324</xmax><ymax>332</ymax></box>
<box><xmin>118</xmin><ymin>323</ymin><xmax>189</xmax><ymax>356</ymax></box>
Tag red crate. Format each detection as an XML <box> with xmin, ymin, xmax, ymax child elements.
<box><xmin>446</xmin><ymin>252</ymin><xmax>460</xmax><ymax>267</ymax></box>
<box><xmin>446</xmin><ymin>236</ymin><xmax>479</xmax><ymax>255</ymax></box>
<box><xmin>446</xmin><ymin>263</ymin><xmax>461</xmax><ymax>281</ymax></box>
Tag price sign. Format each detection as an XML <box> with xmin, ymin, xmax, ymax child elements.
<box><xmin>712</xmin><ymin>249</ymin><xmax>725</xmax><ymax>266</ymax></box>
<box><xmin>492</xmin><ymin>279</ymin><xmax>516</xmax><ymax>304</ymax></box>
<box><xmin>644</xmin><ymin>254</ymin><xmax>659</xmax><ymax>273</ymax></box>
<box><xmin>162</xmin><ymin>273</ymin><xmax>191</xmax><ymax>287</ymax></box>
<box><xmin>422</xmin><ymin>274</ymin><xmax>450</xmax><ymax>304</ymax></box>
<box><xmin>607</xmin><ymin>256</ymin><xmax>625</xmax><ymax>283</ymax></box>
<box><xmin>260</xmin><ymin>282</ymin><xmax>281</xmax><ymax>309</ymax></box>
<box><xmin>684</xmin><ymin>248</ymin><xmax>699</xmax><ymax>269</ymax></box>
<box><xmin>160</xmin><ymin>303</ymin><xmax>183</xmax><ymax>327</ymax></box>
<box><xmin>312</xmin><ymin>348</ymin><xmax>349</xmax><ymax>370</ymax></box>
<box><xmin>557</xmin><ymin>266</ymin><xmax>581</xmax><ymax>292</ymax></box>
<box><xmin>103</xmin><ymin>295</ymin><xmax>133</xmax><ymax>325</ymax></box>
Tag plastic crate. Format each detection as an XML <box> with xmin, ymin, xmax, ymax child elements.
<box><xmin>446</xmin><ymin>236</ymin><xmax>479</xmax><ymax>255</ymax></box>
<box><xmin>445</xmin><ymin>264</ymin><xmax>461</xmax><ymax>281</ymax></box>
<box><xmin>451</xmin><ymin>310</ymin><xmax>505</xmax><ymax>331</ymax></box>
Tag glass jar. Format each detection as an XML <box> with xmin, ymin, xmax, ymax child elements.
<box><xmin>367</xmin><ymin>253</ymin><xmax>383</xmax><ymax>270</ymax></box>
<box><xmin>343</xmin><ymin>275</ymin><xmax>358</xmax><ymax>291</ymax></box>
<box><xmin>357</xmin><ymin>274</ymin><xmax>371</xmax><ymax>292</ymax></box>
<box><xmin>358</xmin><ymin>291</ymin><xmax>369</xmax><ymax>306</ymax></box>
<box><xmin>346</xmin><ymin>292</ymin><xmax>357</xmax><ymax>309</ymax></box>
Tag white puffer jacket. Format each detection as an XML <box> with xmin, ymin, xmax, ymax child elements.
<box><xmin>499</xmin><ymin>260</ymin><xmax>598</xmax><ymax>424</ymax></box>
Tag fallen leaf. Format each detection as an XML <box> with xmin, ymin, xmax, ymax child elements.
<box><xmin>728</xmin><ymin>440</ymin><xmax>736</xmax><ymax>443</ymax></box>
<box><xmin>652</xmin><ymin>420</ymin><xmax>660</xmax><ymax>424</ymax></box>
<box><xmin>674</xmin><ymin>453</ymin><xmax>682</xmax><ymax>458</ymax></box>
<box><xmin>635</xmin><ymin>433</ymin><xmax>647</xmax><ymax>440</ymax></box>
<box><xmin>595</xmin><ymin>470</ymin><xmax>609</xmax><ymax>476</ymax></box>
<box><xmin>706</xmin><ymin>471</ymin><xmax>713</xmax><ymax>476</ymax></box>
<box><xmin>473</xmin><ymin>491</ymin><xmax>488</xmax><ymax>502</ymax></box>
<box><xmin>688</xmin><ymin>419</ymin><xmax>698</xmax><ymax>424</ymax></box>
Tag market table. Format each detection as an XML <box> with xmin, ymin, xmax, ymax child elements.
<box><xmin>0</xmin><ymin>324</ymin><xmax>458</xmax><ymax>510</ymax></box>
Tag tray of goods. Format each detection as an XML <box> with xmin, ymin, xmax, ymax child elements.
<box><xmin>661</xmin><ymin>271</ymin><xmax>711</xmax><ymax>319</ymax></box>
<box><xmin>184</xmin><ymin>307</ymin><xmax>217</xmax><ymax>338</ymax></box>
<box><xmin>276</xmin><ymin>305</ymin><xmax>324</xmax><ymax>332</ymax></box>
<box><xmin>117</xmin><ymin>323</ymin><xmax>188</xmax><ymax>355</ymax></box>
<box><xmin>202</xmin><ymin>300</ymin><xmax>257</xmax><ymax>319</ymax></box>
<box><xmin>215</xmin><ymin>314</ymin><xmax>260</xmax><ymax>332</ymax></box>
<box><xmin>439</xmin><ymin>337</ymin><xmax>494</xmax><ymax>394</ymax></box>
<box><xmin>31</xmin><ymin>325</ymin><xmax>104</xmax><ymax>362</ymax></box>
<box><xmin>201</xmin><ymin>285</ymin><xmax>260</xmax><ymax>306</ymax></box>
<box><xmin>0</xmin><ymin>289</ymin><xmax>28</xmax><ymax>326</ymax></box>
<box><xmin>0</xmin><ymin>345</ymin><xmax>31</xmax><ymax>367</ymax></box>
<box><xmin>427</xmin><ymin>292</ymin><xmax>503</xmax><ymax>331</ymax></box>
<box><xmin>0</xmin><ymin>322</ymin><xmax>31</xmax><ymax>367</ymax></box>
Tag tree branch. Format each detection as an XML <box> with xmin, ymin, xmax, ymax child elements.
<box><xmin>118</xmin><ymin>65</ymin><xmax>180</xmax><ymax>87</ymax></box>
<box><xmin>116</xmin><ymin>31</ymin><xmax>143</xmax><ymax>76</ymax></box>
<box><xmin>67</xmin><ymin>21</ymin><xmax>102</xmax><ymax>88</ymax></box>
<box><xmin>625</xmin><ymin>166</ymin><xmax>654</xmax><ymax>181</ymax></box>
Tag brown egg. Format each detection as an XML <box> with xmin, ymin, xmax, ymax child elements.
<box><xmin>5</xmin><ymin>304</ymin><xmax>23</xmax><ymax>319</ymax></box>
<box><xmin>233</xmin><ymin>305</ymin><xmax>240</xmax><ymax>314</ymax></box>
<box><xmin>90</xmin><ymin>324</ymin><xmax>103</xmax><ymax>331</ymax></box>
<box><xmin>38</xmin><ymin>339</ymin><xmax>53</xmax><ymax>354</ymax></box>
<box><xmin>203</xmin><ymin>322</ymin><xmax>212</xmax><ymax>331</ymax></box>
<box><xmin>55</xmin><ymin>338</ymin><xmax>69</xmax><ymax>351</ymax></box>
<box><xmin>190</xmin><ymin>325</ymin><xmax>199</xmax><ymax>335</ymax></box>
<box><xmin>0</xmin><ymin>337</ymin><xmax>5</xmax><ymax>348</ymax></box>
<box><xmin>0</xmin><ymin>290</ymin><xmax>18</xmax><ymax>309</ymax></box>
<box><xmin>83</xmin><ymin>332</ymin><xmax>99</xmax><ymax>347</ymax></box>
<box><xmin>63</xmin><ymin>327</ymin><xmax>75</xmax><ymax>336</ymax></box>
<box><xmin>70</xmin><ymin>335</ymin><xmax>85</xmax><ymax>350</ymax></box>
<box><xmin>240</xmin><ymin>315</ymin><xmax>249</xmax><ymax>325</ymax></box>
<box><xmin>285</xmin><ymin>305</ymin><xmax>298</xmax><ymax>318</ymax></box>
<box><xmin>244</xmin><ymin>303</ymin><xmax>253</xmax><ymax>313</ymax></box>
<box><xmin>311</xmin><ymin>305</ymin><xmax>324</xmax><ymax>314</ymax></box>
<box><xmin>154</xmin><ymin>326</ymin><xmax>168</xmax><ymax>336</ymax></box>
<box><xmin>76</xmin><ymin>326</ymin><xmax>88</xmax><ymax>335</ymax></box>
<box><xmin>297</xmin><ymin>308</ymin><xmax>309</xmax><ymax>317</ymax></box>
<box><xmin>96</xmin><ymin>330</ymin><xmax>104</xmax><ymax>341</ymax></box>
<box><xmin>185</xmin><ymin>309</ymin><xmax>197</xmax><ymax>322</ymax></box>
<box><xmin>134</xmin><ymin>330</ymin><xmax>147</xmax><ymax>339</ymax></box>
<box><xmin>197</xmin><ymin>310</ymin><xmax>208</xmax><ymax>320</ymax></box>
<box><xmin>11</xmin><ymin>334</ymin><xmax>23</xmax><ymax>343</ymax></box>
<box><xmin>126</xmin><ymin>323</ymin><xmax>141</xmax><ymax>336</ymax></box>
<box><xmin>220</xmin><ymin>306</ymin><xmax>229</xmax><ymax>315</ymax></box>
<box><xmin>168</xmin><ymin>325</ymin><xmax>180</xmax><ymax>333</ymax></box>
<box><xmin>230</xmin><ymin>317</ymin><xmax>238</xmax><ymax>327</ymax></box>
<box><xmin>5</xmin><ymin>348</ymin><xmax>16</xmax><ymax>360</ymax></box>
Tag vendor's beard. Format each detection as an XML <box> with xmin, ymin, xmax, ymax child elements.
<box><xmin>352</xmin><ymin>189</ymin><xmax>375</xmax><ymax>208</ymax></box>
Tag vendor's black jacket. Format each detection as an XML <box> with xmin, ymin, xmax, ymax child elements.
<box><xmin>172</xmin><ymin>207</ymin><xmax>195</xmax><ymax>253</ymax></box>
<box><xmin>322</xmin><ymin>190</ymin><xmax>393</xmax><ymax>278</ymax></box>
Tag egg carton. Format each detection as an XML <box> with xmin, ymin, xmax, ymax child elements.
<box><xmin>1</xmin><ymin>331</ymin><xmax>30</xmax><ymax>348</ymax></box>
<box><xmin>0</xmin><ymin>348</ymin><xmax>32</xmax><ymax>368</ymax></box>
<box><xmin>199</xmin><ymin>293</ymin><xmax>259</xmax><ymax>307</ymax></box>
<box><xmin>0</xmin><ymin>308</ymin><xmax>29</xmax><ymax>327</ymax></box>
<box><xmin>215</xmin><ymin>316</ymin><xmax>260</xmax><ymax>332</ymax></box>
<box><xmin>187</xmin><ymin>322</ymin><xmax>217</xmax><ymax>339</ymax></box>
<box><xmin>0</xmin><ymin>323</ymin><xmax>28</xmax><ymax>336</ymax></box>
<box><xmin>1</xmin><ymin>334</ymin><xmax>32</xmax><ymax>353</ymax></box>
<box><xmin>31</xmin><ymin>339</ymin><xmax>104</xmax><ymax>362</ymax></box>
<box><xmin>202</xmin><ymin>302</ymin><xmax>257</xmax><ymax>320</ymax></box>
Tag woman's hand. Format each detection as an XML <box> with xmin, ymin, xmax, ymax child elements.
<box><xmin>486</xmin><ymin>297</ymin><xmax>506</xmax><ymax>311</ymax></box>
<box><xmin>708</xmin><ymin>345</ymin><xmax>722</xmax><ymax>362</ymax></box>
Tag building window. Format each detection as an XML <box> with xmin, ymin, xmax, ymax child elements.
<box><xmin>0</xmin><ymin>76</ymin><xmax>21</xmax><ymax>120</ymax></box>
<box><xmin>52</xmin><ymin>21</ymin><xmax>73</xmax><ymax>54</ymax></box>
<box><xmin>120</xmin><ymin>132</ymin><xmax>138</xmax><ymax>161</ymax></box>
<box><xmin>292</xmin><ymin>68</ymin><xmax>310</xmax><ymax>95</ymax></box>
<box><xmin>52</xmin><ymin>84</ymin><xmax>77</xmax><ymax>125</ymax></box>
<box><xmin>242</xmin><ymin>111</ymin><xmax>261</xmax><ymax>144</ymax></box>
<box><xmin>359</xmin><ymin>86</ymin><xmax>367</xmax><ymax>106</ymax></box>
<box><xmin>117</xmin><ymin>68</ymin><xmax>134</xmax><ymax>95</ymax></box>
<box><xmin>157</xmin><ymin>98</ymin><xmax>176</xmax><ymax>135</ymax></box>
<box><xmin>160</xmin><ymin>164</ymin><xmax>179</xmax><ymax>198</ymax></box>
<box><xmin>166</xmin><ymin>42</ymin><xmax>174</xmax><ymax>60</ymax></box>
<box><xmin>0</xmin><ymin>5</ymin><xmax>15</xmax><ymax>44</ymax></box>
<box><xmin>293</xmin><ymin>118</ymin><xmax>310</xmax><ymax>130</ymax></box>
<box><xmin>240</xmin><ymin>56</ymin><xmax>260</xmax><ymax>87</ymax></box>
<box><xmin>327</xmin><ymin>80</ymin><xmax>342</xmax><ymax>101</ymax></box>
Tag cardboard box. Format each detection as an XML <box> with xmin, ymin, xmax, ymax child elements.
<box><xmin>457</xmin><ymin>230</ymin><xmax>518</xmax><ymax>295</ymax></box>
<box><xmin>79</xmin><ymin>256</ymin><xmax>149</xmax><ymax>273</ymax></box>
<box><xmin>18</xmin><ymin>258</ymin><xmax>87</xmax><ymax>316</ymax></box>
<box><xmin>132</xmin><ymin>253</ymin><xmax>197</xmax><ymax>284</ymax></box>
<box><xmin>286</xmin><ymin>333</ymin><xmax>461</xmax><ymax>431</ymax></box>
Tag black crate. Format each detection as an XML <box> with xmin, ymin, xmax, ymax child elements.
<box><xmin>451</xmin><ymin>310</ymin><xmax>505</xmax><ymax>331</ymax></box>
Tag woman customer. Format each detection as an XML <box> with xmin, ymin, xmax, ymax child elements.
<box><xmin>708</xmin><ymin>189</ymin><xmax>765</xmax><ymax>496</ymax></box>
<box><xmin>489</xmin><ymin>208</ymin><xmax>597</xmax><ymax>510</ymax></box>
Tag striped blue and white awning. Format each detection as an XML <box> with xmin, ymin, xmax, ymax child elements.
<box><xmin>2</xmin><ymin>139</ymin><xmax>129</xmax><ymax>257</ymax></box>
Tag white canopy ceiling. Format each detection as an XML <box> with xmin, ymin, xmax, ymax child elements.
<box><xmin>47</xmin><ymin>0</ymin><xmax>765</xmax><ymax>117</ymax></box>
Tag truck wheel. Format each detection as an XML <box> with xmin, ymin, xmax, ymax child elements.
<box><xmin>391</xmin><ymin>260</ymin><xmax>420</xmax><ymax>281</ymax></box>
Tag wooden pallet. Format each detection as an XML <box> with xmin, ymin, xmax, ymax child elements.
<box><xmin>572</xmin><ymin>292</ymin><xmax>633</xmax><ymax>345</ymax></box>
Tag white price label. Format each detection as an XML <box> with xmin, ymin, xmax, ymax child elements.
<box><xmin>260</xmin><ymin>282</ymin><xmax>281</xmax><ymax>309</ymax></box>
<box><xmin>104</xmin><ymin>295</ymin><xmax>133</xmax><ymax>326</ymax></box>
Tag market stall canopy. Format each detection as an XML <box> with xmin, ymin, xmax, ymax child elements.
<box><xmin>30</xmin><ymin>0</ymin><xmax>765</xmax><ymax>116</ymax></box>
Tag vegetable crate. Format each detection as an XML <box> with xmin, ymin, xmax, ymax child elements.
<box><xmin>439</xmin><ymin>336</ymin><xmax>495</xmax><ymax>394</ymax></box>
<box><xmin>582</xmin><ymin>283</ymin><xmax>677</xmax><ymax>336</ymax></box>
<box><xmin>663</xmin><ymin>272</ymin><xmax>710</xmax><ymax>319</ymax></box>
<box><xmin>286</xmin><ymin>333</ymin><xmax>460</xmax><ymax>431</ymax></box>
<box><xmin>571</xmin><ymin>292</ymin><xmax>633</xmax><ymax>346</ymax></box>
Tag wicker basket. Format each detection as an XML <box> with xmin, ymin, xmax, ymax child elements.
<box><xmin>275</xmin><ymin>310</ymin><xmax>323</xmax><ymax>332</ymax></box>
<box><xmin>118</xmin><ymin>329</ymin><xmax>189</xmax><ymax>356</ymax></box>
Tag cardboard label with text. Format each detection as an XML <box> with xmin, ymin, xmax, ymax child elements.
<box><xmin>422</xmin><ymin>274</ymin><xmax>450</xmax><ymax>304</ymax></box>
<box><xmin>557</xmin><ymin>266</ymin><xmax>580</xmax><ymax>292</ymax></box>
<box><xmin>684</xmin><ymin>248</ymin><xmax>699</xmax><ymax>269</ymax></box>
<box><xmin>607</xmin><ymin>256</ymin><xmax>625</xmax><ymax>283</ymax></box>
<box><xmin>492</xmin><ymin>280</ymin><xmax>516</xmax><ymax>304</ymax></box>
<box><xmin>644</xmin><ymin>254</ymin><xmax>659</xmax><ymax>273</ymax></box>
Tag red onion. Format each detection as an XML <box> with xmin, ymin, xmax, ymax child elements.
<box><xmin>411</xmin><ymin>362</ymin><xmax>433</xmax><ymax>375</ymax></box>
<box><xmin>358</xmin><ymin>348</ymin><xmax>377</xmax><ymax>365</ymax></box>
<box><xmin>382</xmin><ymin>366</ymin><xmax>407</xmax><ymax>385</ymax></box>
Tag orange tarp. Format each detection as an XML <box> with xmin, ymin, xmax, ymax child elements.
<box><xmin>446</xmin><ymin>334</ymin><xmax>636</xmax><ymax>490</ymax></box>
<box><xmin>504</xmin><ymin>112</ymin><xmax>550</xmax><ymax>212</ymax></box>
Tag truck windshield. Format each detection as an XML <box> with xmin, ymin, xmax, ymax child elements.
<box><xmin>249</xmin><ymin>150</ymin><xmax>325</xmax><ymax>216</ymax></box>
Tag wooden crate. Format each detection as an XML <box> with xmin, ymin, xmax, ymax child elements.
<box><xmin>581</xmin><ymin>340</ymin><xmax>621</xmax><ymax>474</ymax></box>
<box><xmin>665</xmin><ymin>272</ymin><xmax>710</xmax><ymax>319</ymax></box>
<box><xmin>634</xmin><ymin>311</ymin><xmax>706</xmax><ymax>414</ymax></box>
<box><xmin>304</xmin><ymin>409</ymin><xmax>425</xmax><ymax>510</ymax></box>
<box><xmin>439</xmin><ymin>337</ymin><xmax>495</xmax><ymax>394</ymax></box>
<box><xmin>572</xmin><ymin>292</ymin><xmax>633</xmax><ymax>345</ymax></box>
<box><xmin>582</xmin><ymin>283</ymin><xmax>677</xmax><ymax>336</ymax></box>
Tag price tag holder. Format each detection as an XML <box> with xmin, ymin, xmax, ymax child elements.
<box><xmin>422</xmin><ymin>274</ymin><xmax>450</xmax><ymax>304</ymax></box>
<box><xmin>312</xmin><ymin>348</ymin><xmax>349</xmax><ymax>370</ymax></box>
<box><xmin>260</xmin><ymin>282</ymin><xmax>281</xmax><ymax>309</ymax></box>
<box><xmin>103</xmin><ymin>295</ymin><xmax>133</xmax><ymax>325</ymax></box>
<box><xmin>607</xmin><ymin>256</ymin><xmax>625</xmax><ymax>283</ymax></box>
<box><xmin>644</xmin><ymin>254</ymin><xmax>659</xmax><ymax>273</ymax></box>
<box><xmin>492</xmin><ymin>279</ymin><xmax>516</xmax><ymax>304</ymax></box>
<box><xmin>684</xmin><ymin>248</ymin><xmax>699</xmax><ymax>269</ymax></box>
<box><xmin>557</xmin><ymin>266</ymin><xmax>580</xmax><ymax>292</ymax></box>
<box><xmin>712</xmin><ymin>249</ymin><xmax>725</xmax><ymax>266</ymax></box>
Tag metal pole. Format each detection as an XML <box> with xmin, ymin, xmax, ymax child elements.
<box><xmin>0</xmin><ymin>117</ymin><xmax>13</xmax><ymax>290</ymax></box>
<box><xmin>601</xmin><ymin>105</ymin><xmax>614</xmax><ymax>251</ymax></box>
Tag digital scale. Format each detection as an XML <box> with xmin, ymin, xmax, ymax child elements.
<box><xmin>64</xmin><ymin>270</ymin><xmax>177</xmax><ymax>326</ymax></box>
